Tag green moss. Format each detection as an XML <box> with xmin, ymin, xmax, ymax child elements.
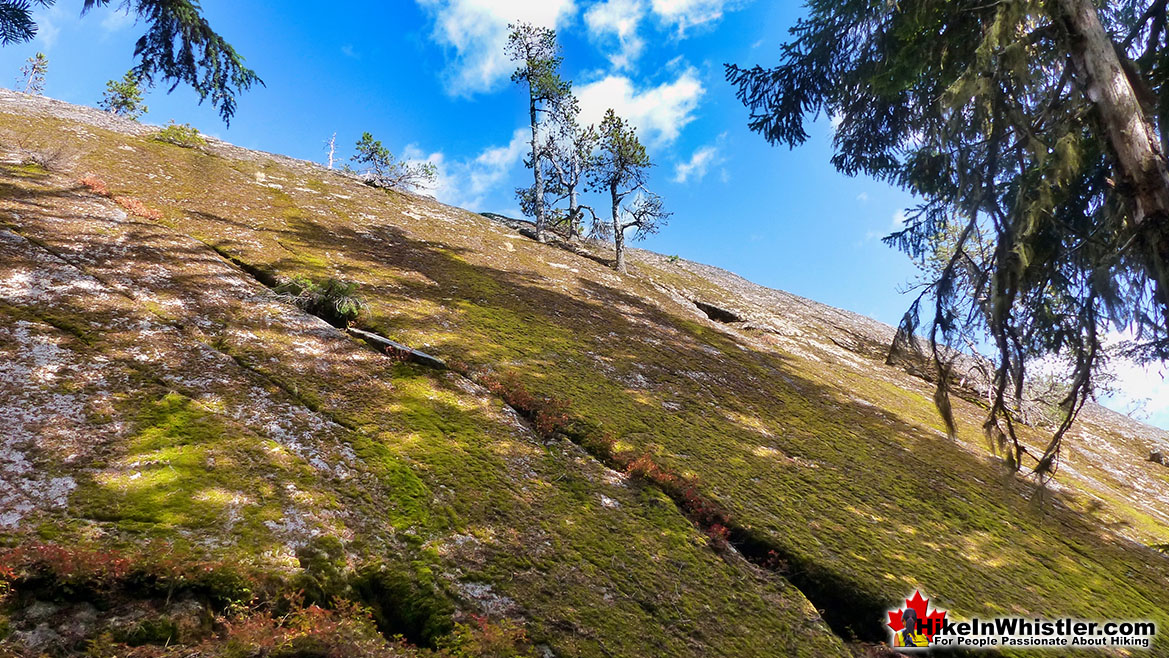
<box><xmin>72</xmin><ymin>392</ymin><xmax>313</xmax><ymax>550</ymax></box>
<box><xmin>294</xmin><ymin>535</ymin><xmax>350</xmax><ymax>605</ymax></box>
<box><xmin>1</xmin><ymin>162</ymin><xmax>49</xmax><ymax>178</ymax></box>
<box><xmin>6</xmin><ymin>103</ymin><xmax>1166</xmax><ymax>656</ymax></box>
<box><xmin>352</xmin><ymin>562</ymin><xmax>455</xmax><ymax>648</ymax></box>
<box><xmin>211</xmin><ymin>341</ymin><xmax>438</xmax><ymax>535</ymax></box>
<box><xmin>303</xmin><ymin>178</ymin><xmax>330</xmax><ymax>194</ymax></box>
<box><xmin>0</xmin><ymin>301</ymin><xmax>95</xmax><ymax>345</ymax></box>
<box><xmin>113</xmin><ymin>616</ymin><xmax>180</xmax><ymax>646</ymax></box>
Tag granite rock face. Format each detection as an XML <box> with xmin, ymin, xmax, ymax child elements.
<box><xmin>0</xmin><ymin>91</ymin><xmax>1167</xmax><ymax>657</ymax></box>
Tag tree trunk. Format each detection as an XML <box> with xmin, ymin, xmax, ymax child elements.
<box><xmin>1058</xmin><ymin>0</ymin><xmax>1169</xmax><ymax>304</ymax></box>
<box><xmin>567</xmin><ymin>183</ymin><xmax>579</xmax><ymax>240</ymax></box>
<box><xmin>611</xmin><ymin>183</ymin><xmax>625</xmax><ymax>273</ymax></box>
<box><xmin>529</xmin><ymin>93</ymin><xmax>545</xmax><ymax>243</ymax></box>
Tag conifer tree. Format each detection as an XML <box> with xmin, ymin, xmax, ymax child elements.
<box><xmin>506</xmin><ymin>21</ymin><xmax>570</xmax><ymax>243</ymax></box>
<box><xmin>0</xmin><ymin>0</ymin><xmax>259</xmax><ymax>123</ymax></box>
<box><xmin>350</xmin><ymin>132</ymin><xmax>437</xmax><ymax>192</ymax></box>
<box><xmin>726</xmin><ymin>0</ymin><xmax>1169</xmax><ymax>476</ymax></box>
<box><xmin>591</xmin><ymin>110</ymin><xmax>668</xmax><ymax>273</ymax></box>
<box><xmin>99</xmin><ymin>70</ymin><xmax>148</xmax><ymax>119</ymax></box>
<box><xmin>18</xmin><ymin>52</ymin><xmax>46</xmax><ymax>94</ymax></box>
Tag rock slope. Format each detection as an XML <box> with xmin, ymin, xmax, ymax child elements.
<box><xmin>0</xmin><ymin>91</ymin><xmax>1166</xmax><ymax>657</ymax></box>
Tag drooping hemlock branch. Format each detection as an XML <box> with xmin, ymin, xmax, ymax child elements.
<box><xmin>727</xmin><ymin>0</ymin><xmax>1169</xmax><ymax>478</ymax></box>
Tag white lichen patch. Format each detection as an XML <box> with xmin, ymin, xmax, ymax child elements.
<box><xmin>0</xmin><ymin>322</ymin><xmax>84</xmax><ymax>527</ymax></box>
<box><xmin>0</xmin><ymin>268</ymin><xmax>46</xmax><ymax>301</ymax></box>
<box><xmin>456</xmin><ymin>581</ymin><xmax>520</xmax><ymax>617</ymax></box>
<box><xmin>263</xmin><ymin>502</ymin><xmax>351</xmax><ymax>547</ymax></box>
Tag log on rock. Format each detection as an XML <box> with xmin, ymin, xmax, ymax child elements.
<box><xmin>348</xmin><ymin>327</ymin><xmax>446</xmax><ymax>369</ymax></box>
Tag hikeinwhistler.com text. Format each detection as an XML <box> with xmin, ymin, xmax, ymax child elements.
<box><xmin>924</xmin><ymin>617</ymin><xmax>1157</xmax><ymax>650</ymax></box>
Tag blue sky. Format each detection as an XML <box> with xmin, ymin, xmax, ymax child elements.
<box><xmin>2</xmin><ymin>0</ymin><xmax>1166</xmax><ymax>429</ymax></box>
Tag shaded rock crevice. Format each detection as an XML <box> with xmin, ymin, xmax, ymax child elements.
<box><xmin>205</xmin><ymin>239</ymin><xmax>446</xmax><ymax>369</ymax></box>
<box><xmin>456</xmin><ymin>367</ymin><xmax>891</xmax><ymax>645</ymax></box>
<box><xmin>693</xmin><ymin>300</ymin><xmax>745</xmax><ymax>324</ymax></box>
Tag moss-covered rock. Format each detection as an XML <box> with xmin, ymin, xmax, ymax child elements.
<box><xmin>0</xmin><ymin>91</ymin><xmax>1166</xmax><ymax>657</ymax></box>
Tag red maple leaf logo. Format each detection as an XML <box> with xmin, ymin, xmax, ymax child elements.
<box><xmin>887</xmin><ymin>590</ymin><xmax>947</xmax><ymax>641</ymax></box>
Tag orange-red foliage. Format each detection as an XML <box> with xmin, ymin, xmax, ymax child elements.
<box><xmin>114</xmin><ymin>195</ymin><xmax>163</xmax><ymax>220</ymax></box>
<box><xmin>79</xmin><ymin>175</ymin><xmax>110</xmax><ymax>196</ymax></box>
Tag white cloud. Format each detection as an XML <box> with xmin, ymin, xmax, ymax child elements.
<box><xmin>585</xmin><ymin>0</ymin><xmax>647</xmax><ymax>70</ymax></box>
<box><xmin>651</xmin><ymin>0</ymin><xmax>738</xmax><ymax>33</ymax></box>
<box><xmin>862</xmin><ymin>209</ymin><xmax>908</xmax><ymax>243</ymax></box>
<box><xmin>1104</xmin><ymin>360</ymin><xmax>1168</xmax><ymax>426</ymax></box>
<box><xmin>412</xmin><ymin>128</ymin><xmax>530</xmax><ymax>209</ymax></box>
<box><xmin>99</xmin><ymin>7</ymin><xmax>135</xmax><ymax>33</ymax></box>
<box><xmin>32</xmin><ymin>5</ymin><xmax>66</xmax><ymax>50</ymax></box>
<box><xmin>673</xmin><ymin>144</ymin><xmax>719</xmax><ymax>183</ymax></box>
<box><xmin>37</xmin><ymin>22</ymin><xmax>60</xmax><ymax>50</ymax></box>
<box><xmin>29</xmin><ymin>3</ymin><xmax>129</xmax><ymax>51</ymax></box>
<box><xmin>468</xmin><ymin>128</ymin><xmax>530</xmax><ymax>195</ymax></box>
<box><xmin>856</xmin><ymin>192</ymin><xmax>869</xmax><ymax>203</ymax></box>
<box><xmin>585</xmin><ymin>0</ymin><xmax>746</xmax><ymax>71</ymax></box>
<box><xmin>1099</xmin><ymin>331</ymin><xmax>1169</xmax><ymax>429</ymax></box>
<box><xmin>577</xmin><ymin>68</ymin><xmax>704</xmax><ymax>145</ymax></box>
<box><xmin>415</xmin><ymin>0</ymin><xmax>577</xmax><ymax>96</ymax></box>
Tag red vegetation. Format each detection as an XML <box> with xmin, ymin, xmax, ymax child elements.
<box><xmin>436</xmin><ymin>615</ymin><xmax>534</xmax><ymax>656</ymax></box>
<box><xmin>212</xmin><ymin>598</ymin><xmax>390</xmax><ymax>658</ymax></box>
<box><xmin>114</xmin><ymin>195</ymin><xmax>164</xmax><ymax>220</ymax></box>
<box><xmin>0</xmin><ymin>542</ymin><xmax>258</xmax><ymax>608</ymax></box>
<box><xmin>0</xmin><ymin>543</ymin><xmax>133</xmax><ymax>588</ymax></box>
<box><xmin>762</xmin><ymin>549</ymin><xmax>789</xmax><ymax>573</ymax></box>
<box><xmin>623</xmin><ymin>451</ymin><xmax>735</xmax><ymax>549</ymax></box>
<box><xmin>79</xmin><ymin>175</ymin><xmax>110</xmax><ymax>197</ymax></box>
<box><xmin>383</xmin><ymin>344</ymin><xmax>412</xmax><ymax>361</ymax></box>
<box><xmin>481</xmin><ymin>371</ymin><xmax>572</xmax><ymax>436</ymax></box>
<box><xmin>0</xmin><ymin>543</ymin><xmax>537</xmax><ymax>657</ymax></box>
<box><xmin>77</xmin><ymin>176</ymin><xmax>164</xmax><ymax>220</ymax></box>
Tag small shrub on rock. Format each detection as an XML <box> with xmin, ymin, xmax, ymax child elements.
<box><xmin>273</xmin><ymin>276</ymin><xmax>365</xmax><ymax>327</ymax></box>
<box><xmin>350</xmin><ymin>132</ymin><xmax>437</xmax><ymax>192</ymax></box>
<box><xmin>99</xmin><ymin>71</ymin><xmax>149</xmax><ymax>120</ymax></box>
<box><xmin>14</xmin><ymin>138</ymin><xmax>74</xmax><ymax>172</ymax></box>
<box><xmin>153</xmin><ymin>121</ymin><xmax>207</xmax><ymax>148</ymax></box>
